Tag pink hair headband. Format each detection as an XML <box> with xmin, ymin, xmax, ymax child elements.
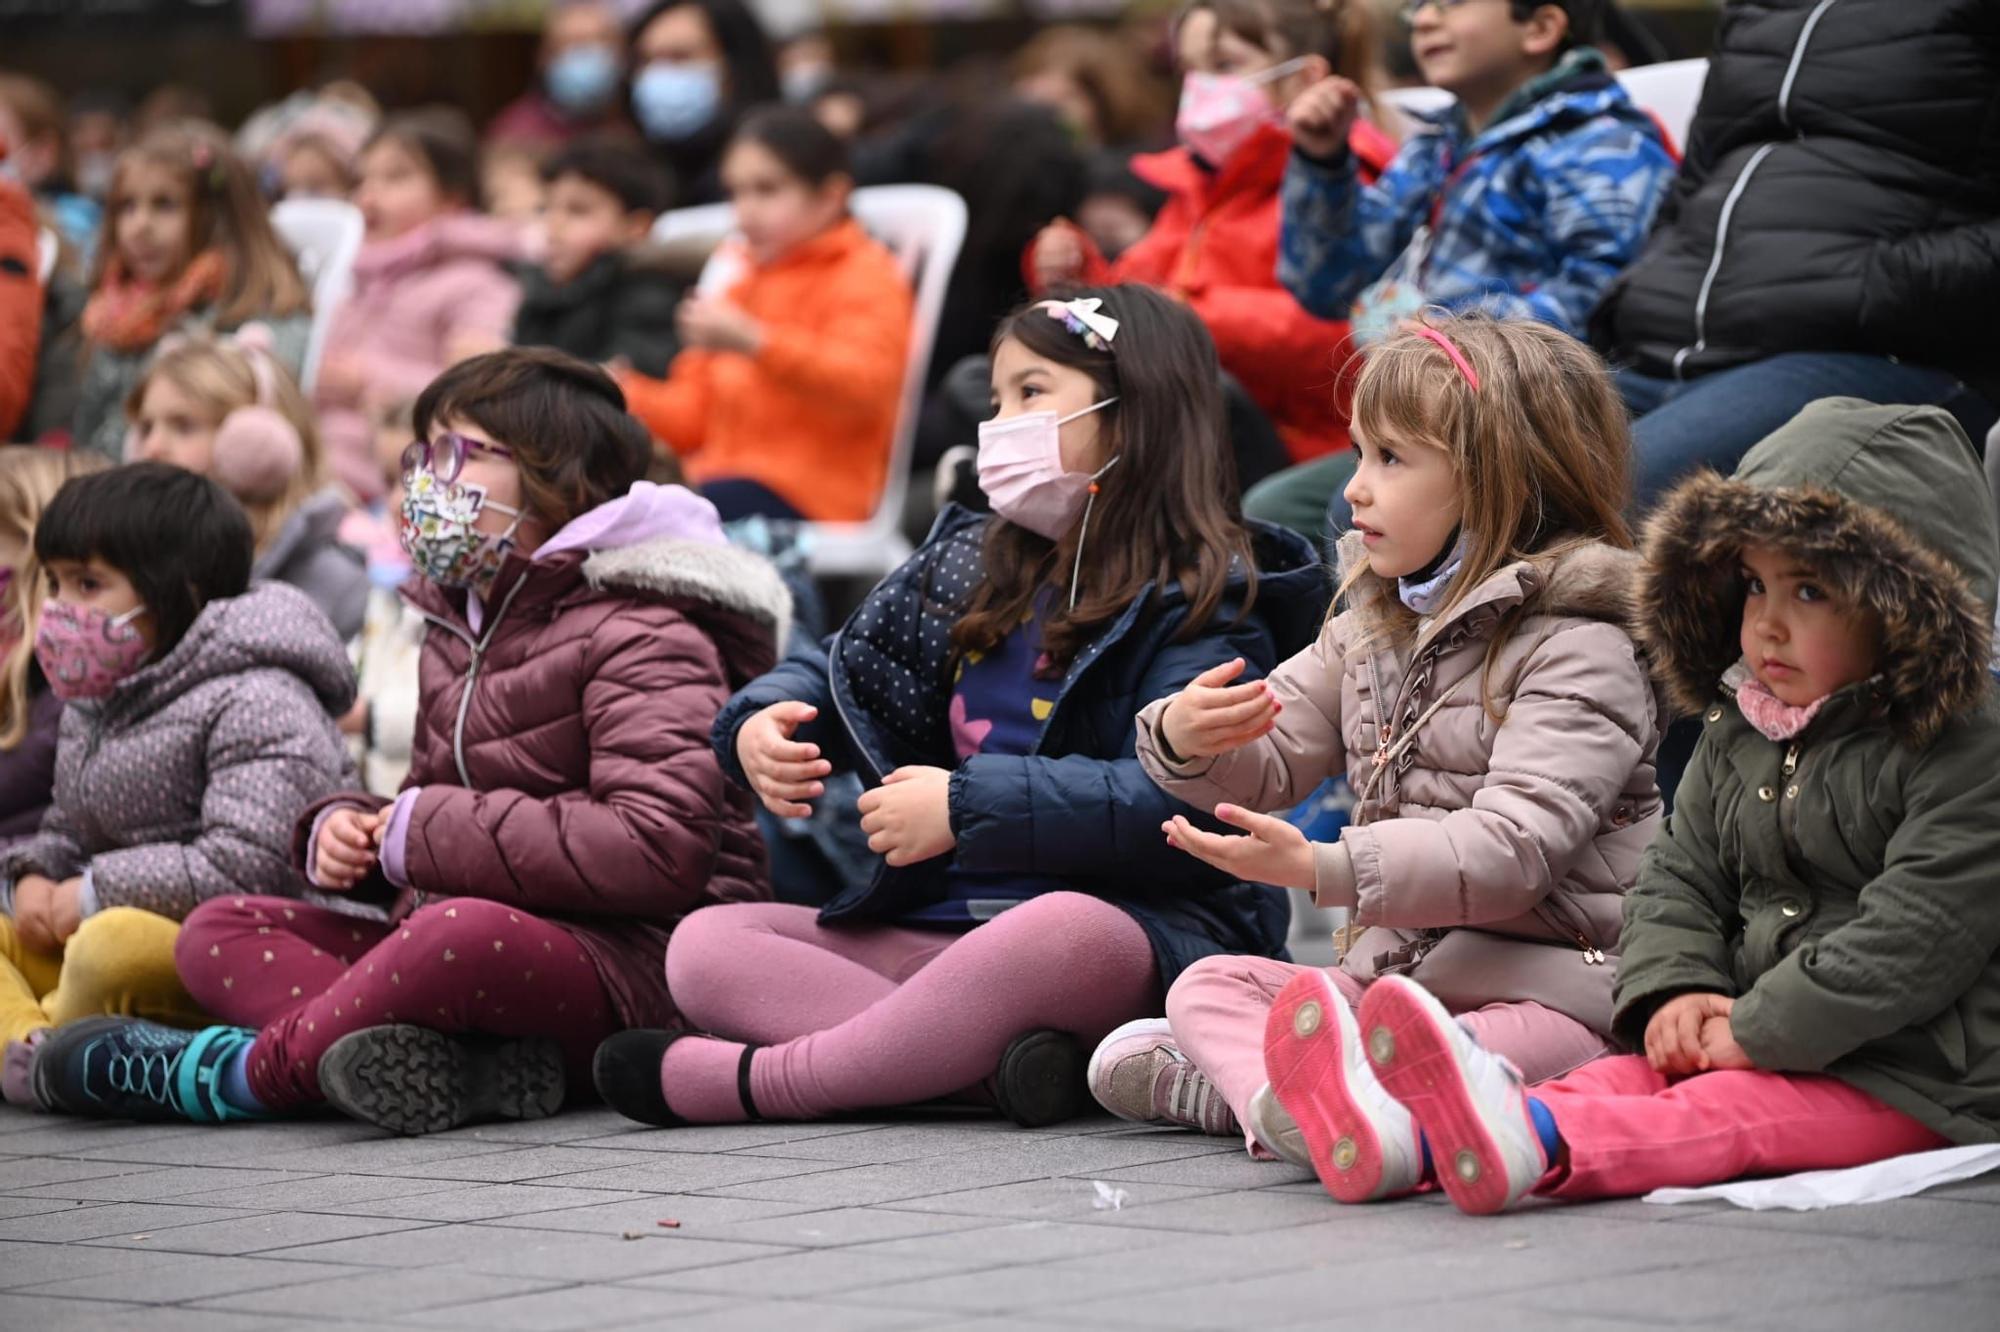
<box><xmin>1415</xmin><ymin>326</ymin><xmax>1480</xmax><ymax>391</ymax></box>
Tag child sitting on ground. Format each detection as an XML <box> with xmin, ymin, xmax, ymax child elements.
<box><xmin>1</xmin><ymin>463</ymin><xmax>357</xmax><ymax>1108</ymax></box>
<box><xmin>1268</xmin><ymin>398</ymin><xmax>2000</xmax><ymax>1213</ymax></box>
<box><xmin>34</xmin><ymin>349</ymin><xmax>789</xmax><ymax>1135</ymax></box>
<box><xmin>513</xmin><ymin>135</ymin><xmax>685</xmax><ymax>377</ymax></box>
<box><xmin>1093</xmin><ymin>316</ymin><xmax>1660</xmax><ymax>1178</ymax></box>
<box><xmin>126</xmin><ymin>334</ymin><xmax>368</xmax><ymax>639</ymax></box>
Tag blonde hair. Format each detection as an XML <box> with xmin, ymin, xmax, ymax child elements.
<box><xmin>125</xmin><ymin>337</ymin><xmax>327</xmax><ymax>553</ymax></box>
<box><xmin>0</xmin><ymin>448</ymin><xmax>109</xmax><ymax>749</ymax></box>
<box><xmin>1339</xmin><ymin>314</ymin><xmax>1633</xmax><ymax>703</ymax></box>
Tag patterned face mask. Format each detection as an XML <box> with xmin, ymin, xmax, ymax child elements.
<box><xmin>36</xmin><ymin>600</ymin><xmax>151</xmax><ymax>702</ymax></box>
<box><xmin>399</xmin><ymin>469</ymin><xmax>527</xmax><ymax>592</ymax></box>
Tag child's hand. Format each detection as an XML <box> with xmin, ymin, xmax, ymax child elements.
<box><xmin>314</xmin><ymin>807</ymin><xmax>384</xmax><ymax>891</ymax></box>
<box><xmin>50</xmin><ymin>878</ymin><xmax>84</xmax><ymax>945</ymax></box>
<box><xmin>677</xmin><ymin>296</ymin><xmax>764</xmax><ymax>355</ymax></box>
<box><xmin>857</xmin><ymin>766</ymin><xmax>956</xmax><ymax>868</ymax></box>
<box><xmin>1644</xmin><ymin>992</ymin><xmax>1735</xmax><ymax>1075</ymax></box>
<box><xmin>1030</xmin><ymin>221</ymin><xmax>1087</xmax><ymax>291</ymax></box>
<box><xmin>1160</xmin><ymin>658</ymin><xmax>1280</xmax><ymax>761</ymax></box>
<box><xmin>1697</xmin><ymin>1013</ymin><xmax>1757</xmax><ymax>1072</ymax></box>
<box><xmin>10</xmin><ymin>874</ymin><xmax>58</xmax><ymax>953</ymax></box>
<box><xmin>1287</xmin><ymin>76</ymin><xmax>1363</xmax><ymax>161</ymax></box>
<box><xmin>1163</xmin><ymin>804</ymin><xmax>1315</xmax><ymax>892</ymax></box>
<box><xmin>737</xmin><ymin>702</ymin><xmax>832</xmax><ymax>819</ymax></box>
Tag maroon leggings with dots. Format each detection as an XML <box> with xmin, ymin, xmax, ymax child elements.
<box><xmin>175</xmin><ymin>896</ymin><xmax>618</xmax><ymax>1111</ymax></box>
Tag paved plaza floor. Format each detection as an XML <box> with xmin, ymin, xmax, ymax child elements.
<box><xmin>1</xmin><ymin>1093</ymin><xmax>1997</xmax><ymax>1331</ymax></box>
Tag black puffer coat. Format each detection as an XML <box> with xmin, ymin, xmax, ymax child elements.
<box><xmin>1595</xmin><ymin>0</ymin><xmax>2000</xmax><ymax>396</ymax></box>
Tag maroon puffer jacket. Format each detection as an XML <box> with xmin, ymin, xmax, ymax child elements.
<box><xmin>302</xmin><ymin>495</ymin><xmax>791</xmax><ymax>1027</ymax></box>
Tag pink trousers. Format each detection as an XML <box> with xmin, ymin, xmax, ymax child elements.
<box><xmin>1168</xmin><ymin>954</ymin><xmax>1608</xmax><ymax>1149</ymax></box>
<box><xmin>1533</xmin><ymin>1055</ymin><xmax>1949</xmax><ymax>1200</ymax></box>
<box><xmin>661</xmin><ymin>892</ymin><xmax>1162</xmax><ymax>1121</ymax></box>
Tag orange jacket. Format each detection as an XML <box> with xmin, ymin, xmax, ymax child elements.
<box><xmin>1032</xmin><ymin>121</ymin><xmax>1396</xmax><ymax>462</ymax></box>
<box><xmin>623</xmin><ymin>219</ymin><xmax>913</xmax><ymax>523</ymax></box>
<box><xmin>0</xmin><ymin>181</ymin><xmax>43</xmax><ymax>442</ymax></box>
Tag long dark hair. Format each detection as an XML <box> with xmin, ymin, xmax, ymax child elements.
<box><xmin>952</xmin><ymin>285</ymin><xmax>1256</xmax><ymax>668</ymax></box>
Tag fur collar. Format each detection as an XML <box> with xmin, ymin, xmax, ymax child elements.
<box><xmin>583</xmin><ymin>536</ymin><xmax>794</xmax><ymax>638</ymax></box>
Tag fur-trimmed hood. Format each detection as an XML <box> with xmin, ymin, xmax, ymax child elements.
<box><xmin>1636</xmin><ymin>398</ymin><xmax>1998</xmax><ymax>746</ymax></box>
<box><xmin>584</xmin><ymin>536</ymin><xmax>793</xmax><ymax>674</ymax></box>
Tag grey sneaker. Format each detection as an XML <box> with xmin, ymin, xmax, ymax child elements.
<box><xmin>1245</xmin><ymin>1082</ymin><xmax>1311</xmax><ymax>1166</ymax></box>
<box><xmin>1086</xmin><ymin>1018</ymin><xmax>1238</xmax><ymax>1137</ymax></box>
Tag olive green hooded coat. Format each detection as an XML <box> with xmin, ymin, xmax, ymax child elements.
<box><xmin>1615</xmin><ymin>398</ymin><xmax>2000</xmax><ymax>1143</ymax></box>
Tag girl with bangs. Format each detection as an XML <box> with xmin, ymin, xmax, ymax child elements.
<box><xmin>73</xmin><ymin>125</ymin><xmax>311</xmax><ymax>460</ymax></box>
<box><xmin>595</xmin><ymin>285</ymin><xmax>1327</xmax><ymax>1130</ymax></box>
<box><xmin>1090</xmin><ymin>314</ymin><xmax>1663</xmax><ymax>1194</ymax></box>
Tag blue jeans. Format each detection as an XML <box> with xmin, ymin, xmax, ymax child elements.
<box><xmin>1621</xmin><ymin>353</ymin><xmax>1995</xmax><ymax>513</ymax></box>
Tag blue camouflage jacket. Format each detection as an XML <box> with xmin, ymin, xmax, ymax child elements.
<box><xmin>1278</xmin><ymin>48</ymin><xmax>1675</xmax><ymax>336</ymax></box>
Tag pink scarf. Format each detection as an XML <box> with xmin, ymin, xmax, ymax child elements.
<box><xmin>1723</xmin><ymin>662</ymin><xmax>1828</xmax><ymax>742</ymax></box>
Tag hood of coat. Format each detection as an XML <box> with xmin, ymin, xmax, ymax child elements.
<box><xmin>1336</xmin><ymin>529</ymin><xmax>1641</xmax><ymax>644</ymax></box>
<box><xmin>102</xmin><ymin>581</ymin><xmax>356</xmax><ymax>722</ymax></box>
<box><xmin>252</xmin><ymin>487</ymin><xmax>352</xmax><ymax>582</ymax></box>
<box><xmin>1636</xmin><ymin>398</ymin><xmax>1997</xmax><ymax>746</ymax></box>
<box><xmin>354</xmin><ymin>212</ymin><xmax>524</xmax><ymax>287</ymax></box>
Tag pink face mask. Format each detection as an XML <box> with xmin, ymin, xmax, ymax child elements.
<box><xmin>977</xmin><ymin>398</ymin><xmax>1120</xmax><ymax>543</ymax></box>
<box><xmin>36</xmin><ymin>600</ymin><xmax>151</xmax><ymax>702</ymax></box>
<box><xmin>1175</xmin><ymin>57</ymin><xmax>1310</xmax><ymax>166</ymax></box>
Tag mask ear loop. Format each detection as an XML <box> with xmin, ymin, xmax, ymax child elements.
<box><xmin>1068</xmin><ymin>454</ymin><xmax>1121</xmax><ymax>613</ymax></box>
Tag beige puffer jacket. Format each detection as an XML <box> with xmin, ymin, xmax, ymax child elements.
<box><xmin>1137</xmin><ymin>534</ymin><xmax>1664</xmax><ymax>1033</ymax></box>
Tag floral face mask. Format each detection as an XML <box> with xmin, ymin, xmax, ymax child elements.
<box><xmin>399</xmin><ymin>468</ymin><xmax>527</xmax><ymax>592</ymax></box>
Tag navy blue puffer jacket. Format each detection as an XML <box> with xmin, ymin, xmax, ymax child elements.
<box><xmin>714</xmin><ymin>507</ymin><xmax>1329</xmax><ymax>986</ymax></box>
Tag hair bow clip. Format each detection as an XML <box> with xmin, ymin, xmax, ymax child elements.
<box><xmin>1042</xmin><ymin>297</ymin><xmax>1120</xmax><ymax>352</ymax></box>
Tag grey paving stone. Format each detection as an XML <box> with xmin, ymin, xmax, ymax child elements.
<box><xmin>882</xmin><ymin>1177</ymin><xmax>1226</xmax><ymax>1221</ymax></box>
<box><xmin>194</xmin><ymin>1266</ymin><xmax>563</xmax><ymax>1318</ymax></box>
<box><xmin>250</xmin><ymin>1136</ymin><xmax>535</xmax><ymax>1177</ymax></box>
<box><xmin>628</xmin><ymin>1299</ymin><xmax>941</xmax><ymax>1332</ymax></box>
<box><xmin>0</xmin><ymin>1236</ymin><xmax>182</xmax><ymax>1288</ymax></box>
<box><xmin>633</xmin><ymin>1246</ymin><xmax>977</xmax><ymax>1298</ymax></box>
<box><xmin>337</xmin><ymin>1144</ymin><xmax>668</xmax><ymax>1185</ymax></box>
<box><xmin>86</xmin><ymin>1210</ymin><xmax>432</xmax><ymax>1256</ymax></box>
<box><xmin>470</xmin><ymin>1193</ymin><xmax>816</xmax><ymax>1236</ymax></box>
<box><xmin>564</xmin><ymin>1120</ymin><xmax>901</xmax><ymax>1154</ymax></box>
<box><xmin>0</xmin><ymin>1195</ymin><xmax>97</xmax><ymax>1220</ymax></box>
<box><xmin>397</xmin><ymin>1282</ymin><xmax>741</xmax><ymax>1329</ymax></box>
<box><xmin>176</xmin><ymin>1172</ymin><xmax>467</xmax><ymax>1212</ymax></box>
<box><xmin>0</xmin><ymin>1295</ymin><xmax>272</xmax><ymax>1332</ymax></box>
<box><xmin>0</xmin><ymin>1154</ymin><xmax>161</xmax><ymax>1191</ymax></box>
<box><xmin>309</xmin><ymin>1182</ymin><xmax>656</xmax><ymax>1223</ymax></box>
<box><xmin>1092</xmin><ymin>1148</ymin><xmax>1314</xmax><ymax>1190</ymax></box>
<box><xmin>263</xmin><ymin>1220</ymin><xmax>801</xmax><ymax>1283</ymax></box>
<box><xmin>17</xmin><ymin>1255</ymin><xmax>374</xmax><ymax>1304</ymax></box>
<box><xmin>5</xmin><ymin>1165</ymin><xmax>327</xmax><ymax>1204</ymax></box>
<box><xmin>0</xmin><ymin>1120</ymin><xmax>203</xmax><ymax>1157</ymax></box>
<box><xmin>1667</xmin><ymin>1194</ymin><xmax>2000</xmax><ymax>1249</ymax></box>
<box><xmin>723</xmin><ymin>1122</ymin><xmax>1058</xmax><ymax>1165</ymax></box>
<box><xmin>536</xmin><ymin>1151</ymin><xmax>854</xmax><ymax>1194</ymax></box>
<box><xmin>0</xmin><ymin>1199</ymin><xmax>263</xmax><ymax>1243</ymax></box>
<box><xmin>674</xmin><ymin>1206</ymin><xmax>1008</xmax><ymax>1250</ymax></box>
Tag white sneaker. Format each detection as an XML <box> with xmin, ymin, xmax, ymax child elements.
<box><xmin>1086</xmin><ymin>1018</ymin><xmax>1238</xmax><ymax>1137</ymax></box>
<box><xmin>1244</xmin><ymin>1082</ymin><xmax>1310</xmax><ymax>1167</ymax></box>
<box><xmin>1262</xmin><ymin>970</ymin><xmax>1422</xmax><ymax>1203</ymax></box>
<box><xmin>1358</xmin><ymin>974</ymin><xmax>1549</xmax><ymax>1215</ymax></box>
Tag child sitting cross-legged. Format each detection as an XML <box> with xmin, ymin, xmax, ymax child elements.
<box><xmin>1268</xmin><ymin>398</ymin><xmax>2000</xmax><ymax>1213</ymax></box>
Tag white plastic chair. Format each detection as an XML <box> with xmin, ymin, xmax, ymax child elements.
<box><xmin>36</xmin><ymin>228</ymin><xmax>57</xmax><ymax>284</ymax></box>
<box><xmin>1616</xmin><ymin>57</ymin><xmax>1709</xmax><ymax>157</ymax></box>
<box><xmin>650</xmin><ymin>183</ymin><xmax>968</xmax><ymax>580</ymax></box>
<box><xmin>270</xmin><ymin>198</ymin><xmax>365</xmax><ymax>396</ymax></box>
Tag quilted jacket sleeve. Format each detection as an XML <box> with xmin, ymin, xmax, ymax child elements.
<box><xmin>1610</xmin><ymin>735</ymin><xmax>1744</xmax><ymax>1048</ymax></box>
<box><xmin>947</xmin><ymin>611</ymin><xmax>1280</xmax><ymax>886</ymax></box>
<box><xmin>1730</xmin><ymin>729</ymin><xmax>2000</xmax><ymax>1073</ymax></box>
<box><xmin>1278</xmin><ymin>141</ymin><xmax>1437</xmax><ymax>320</ymax></box>
<box><xmin>87</xmin><ymin>673</ymin><xmax>351</xmax><ymax>920</ymax></box>
<box><xmin>399</xmin><ymin>607</ymin><xmax>739</xmax><ymax>922</ymax></box>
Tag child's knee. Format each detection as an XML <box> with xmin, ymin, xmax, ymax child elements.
<box><xmin>1165</xmin><ymin>955</ymin><xmax>1243</xmax><ymax>1032</ymax></box>
<box><xmin>664</xmin><ymin>903</ymin><xmax>759</xmax><ymax>999</ymax></box>
<box><xmin>60</xmin><ymin>908</ymin><xmax>180</xmax><ymax>997</ymax></box>
<box><xmin>175</xmin><ymin>897</ymin><xmax>260</xmax><ymax>977</ymax></box>
<box><xmin>400</xmin><ymin>897</ymin><xmax>520</xmax><ymax>950</ymax></box>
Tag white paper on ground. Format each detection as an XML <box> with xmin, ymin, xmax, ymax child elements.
<box><xmin>1091</xmin><ymin>1180</ymin><xmax>1129</xmax><ymax>1211</ymax></box>
<box><xmin>1643</xmin><ymin>1144</ymin><xmax>2000</xmax><ymax>1211</ymax></box>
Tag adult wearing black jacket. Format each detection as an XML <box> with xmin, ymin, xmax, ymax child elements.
<box><xmin>1596</xmin><ymin>0</ymin><xmax>2000</xmax><ymax>506</ymax></box>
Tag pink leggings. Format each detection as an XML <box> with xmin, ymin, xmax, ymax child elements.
<box><xmin>660</xmin><ymin>892</ymin><xmax>1161</xmax><ymax>1121</ymax></box>
<box><xmin>1168</xmin><ymin>954</ymin><xmax>1608</xmax><ymax>1148</ymax></box>
<box><xmin>176</xmin><ymin>896</ymin><xmax>617</xmax><ymax>1110</ymax></box>
<box><xmin>1533</xmin><ymin>1055</ymin><xmax>1948</xmax><ymax>1200</ymax></box>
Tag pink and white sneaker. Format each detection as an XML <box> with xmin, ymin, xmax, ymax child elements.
<box><xmin>1086</xmin><ymin>1018</ymin><xmax>1238</xmax><ymax>1137</ymax></box>
<box><xmin>1358</xmin><ymin>974</ymin><xmax>1548</xmax><ymax>1215</ymax></box>
<box><xmin>1263</xmin><ymin>970</ymin><xmax>1422</xmax><ymax>1203</ymax></box>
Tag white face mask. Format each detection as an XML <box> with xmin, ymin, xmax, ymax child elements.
<box><xmin>976</xmin><ymin>398</ymin><xmax>1119</xmax><ymax>542</ymax></box>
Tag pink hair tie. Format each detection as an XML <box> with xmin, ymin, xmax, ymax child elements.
<box><xmin>1415</xmin><ymin>326</ymin><xmax>1480</xmax><ymax>391</ymax></box>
